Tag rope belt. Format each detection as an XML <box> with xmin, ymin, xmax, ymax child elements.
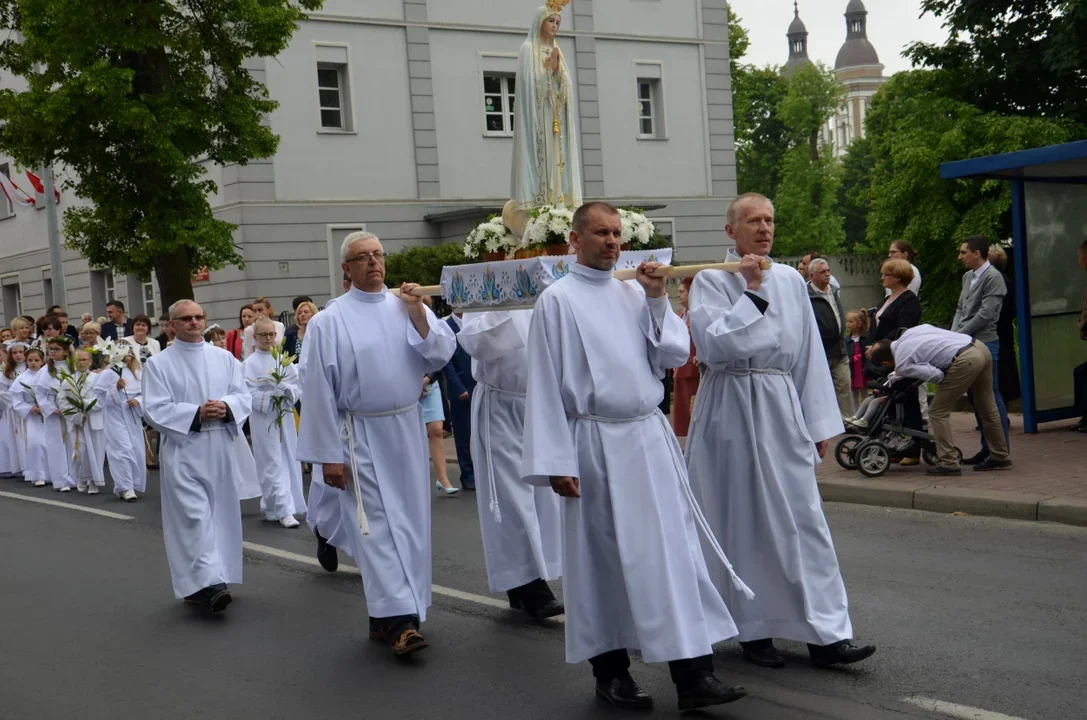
<box><xmin>341</xmin><ymin>403</ymin><xmax>419</xmax><ymax>535</ymax></box>
<box><xmin>567</xmin><ymin>408</ymin><xmax>756</xmax><ymax>601</ymax></box>
<box><xmin>479</xmin><ymin>382</ymin><xmax>526</xmax><ymax>524</ymax></box>
<box><xmin>722</xmin><ymin>367</ymin><xmax>789</xmax><ymax>376</ymax></box>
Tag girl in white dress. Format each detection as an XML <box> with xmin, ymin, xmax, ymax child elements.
<box><xmin>11</xmin><ymin>348</ymin><xmax>59</xmax><ymax>488</ymax></box>
<box><xmin>59</xmin><ymin>348</ymin><xmax>107</xmax><ymax>494</ymax></box>
<box><xmin>0</xmin><ymin>343</ymin><xmax>29</xmax><ymax>479</ymax></box>
<box><xmin>94</xmin><ymin>347</ymin><xmax>147</xmax><ymax>501</ymax></box>
<box><xmin>41</xmin><ymin>338</ymin><xmax>79</xmax><ymax>490</ymax></box>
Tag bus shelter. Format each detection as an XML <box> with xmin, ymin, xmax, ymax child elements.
<box><xmin>941</xmin><ymin>140</ymin><xmax>1087</xmax><ymax>433</ymax></box>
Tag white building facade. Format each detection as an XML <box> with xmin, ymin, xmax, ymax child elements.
<box><xmin>0</xmin><ymin>0</ymin><xmax>736</xmax><ymax>328</ymax></box>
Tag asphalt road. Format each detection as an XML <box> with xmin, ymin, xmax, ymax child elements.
<box><xmin>1</xmin><ymin>469</ymin><xmax>1084</xmax><ymax>720</ymax></box>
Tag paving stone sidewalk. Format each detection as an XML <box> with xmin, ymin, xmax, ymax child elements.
<box><xmin>445</xmin><ymin>412</ymin><xmax>1087</xmax><ymax>526</ymax></box>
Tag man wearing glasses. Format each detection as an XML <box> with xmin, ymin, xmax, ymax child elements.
<box><xmin>298</xmin><ymin>231</ymin><xmax>456</xmax><ymax>657</ymax></box>
<box><xmin>142</xmin><ymin>300</ymin><xmax>253</xmax><ymax>613</ymax></box>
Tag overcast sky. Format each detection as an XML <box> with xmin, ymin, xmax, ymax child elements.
<box><xmin>727</xmin><ymin>0</ymin><xmax>951</xmax><ymax>75</ymax></box>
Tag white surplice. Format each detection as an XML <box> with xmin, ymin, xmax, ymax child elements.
<box><xmin>0</xmin><ymin>364</ymin><xmax>28</xmax><ymax>476</ymax></box>
<box><xmin>12</xmin><ymin>368</ymin><xmax>69</xmax><ymax>487</ymax></box>
<box><xmin>685</xmin><ymin>254</ymin><xmax>853</xmax><ymax>646</ymax></box>
<box><xmin>58</xmin><ymin>371</ymin><xmax>106</xmax><ymax>487</ymax></box>
<box><xmin>242</xmin><ymin>349</ymin><xmax>305</xmax><ymax>520</ymax></box>
<box><xmin>520</xmin><ymin>263</ymin><xmax>741</xmax><ymax>665</ymax></box>
<box><xmin>297</xmin><ymin>286</ymin><xmax>456</xmax><ymax>621</ymax></box>
<box><xmin>457</xmin><ymin>310</ymin><xmax>561</xmax><ymax>593</ymax></box>
<box><xmin>93</xmin><ymin>367</ymin><xmax>147</xmax><ymax>494</ymax></box>
<box><xmin>142</xmin><ymin>340</ymin><xmax>252</xmax><ymax>599</ymax></box>
<box><xmin>38</xmin><ymin>369</ymin><xmax>78</xmax><ymax>489</ymax></box>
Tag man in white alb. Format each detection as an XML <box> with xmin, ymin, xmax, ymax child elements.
<box><xmin>142</xmin><ymin>300</ymin><xmax>252</xmax><ymax>612</ymax></box>
<box><xmin>685</xmin><ymin>192</ymin><xmax>876</xmax><ymax>669</ymax></box>
<box><xmin>457</xmin><ymin>310</ymin><xmax>562</xmax><ymax>619</ymax></box>
<box><xmin>521</xmin><ymin>202</ymin><xmax>747</xmax><ymax>712</ymax></box>
<box><xmin>298</xmin><ymin>232</ymin><xmax>456</xmax><ymax>657</ymax></box>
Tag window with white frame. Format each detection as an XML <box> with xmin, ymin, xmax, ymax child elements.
<box><xmin>105</xmin><ymin>270</ymin><xmax>116</xmax><ymax>303</ymax></box>
<box><xmin>635</xmin><ymin>62</ymin><xmax>666</xmax><ymax>140</ymax></box>
<box><xmin>2</xmin><ymin>281</ymin><xmax>22</xmax><ymax>324</ymax></box>
<box><xmin>0</xmin><ymin>163</ymin><xmax>13</xmax><ymax>219</ymax></box>
<box><xmin>482</xmin><ymin>74</ymin><xmax>516</xmax><ymax>136</ymax></box>
<box><xmin>142</xmin><ymin>273</ymin><xmax>156</xmax><ymax>320</ymax></box>
<box><xmin>317</xmin><ymin>64</ymin><xmax>348</xmax><ymax>130</ymax></box>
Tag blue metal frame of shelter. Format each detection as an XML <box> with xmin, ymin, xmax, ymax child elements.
<box><xmin>941</xmin><ymin>140</ymin><xmax>1087</xmax><ymax>433</ymax></box>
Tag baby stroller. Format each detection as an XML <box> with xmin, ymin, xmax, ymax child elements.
<box><xmin>835</xmin><ymin>376</ymin><xmax>962</xmax><ymax>477</ymax></box>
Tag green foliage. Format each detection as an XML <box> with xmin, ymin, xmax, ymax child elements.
<box><xmin>384</xmin><ymin>243</ymin><xmax>468</xmax><ymax>288</ymax></box>
<box><xmin>0</xmin><ymin>0</ymin><xmax>323</xmax><ymax>307</ymax></box>
<box><xmin>907</xmin><ymin>0</ymin><xmax>1087</xmax><ymax>126</ymax></box>
<box><xmin>836</xmin><ymin>137</ymin><xmax>874</xmax><ymax>252</ymax></box>
<box><xmin>773</xmin><ymin>145</ymin><xmax>845</xmax><ymax>256</ymax></box>
<box><xmin>863</xmin><ymin>70</ymin><xmax>1083</xmax><ymax>325</ymax></box>
<box><xmin>734</xmin><ymin>66</ymin><xmax>789</xmax><ymax>197</ymax></box>
<box><xmin>780</xmin><ymin>63</ymin><xmax>846</xmax><ymax>159</ymax></box>
<box><xmin>727</xmin><ymin>11</ymin><xmax>750</xmax><ymax>79</ymax></box>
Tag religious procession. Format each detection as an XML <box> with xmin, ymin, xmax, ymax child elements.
<box><xmin>2</xmin><ymin>1</ymin><xmax>1083</xmax><ymax>719</ymax></box>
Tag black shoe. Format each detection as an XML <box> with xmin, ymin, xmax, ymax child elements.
<box><xmin>595</xmin><ymin>674</ymin><xmax>653</xmax><ymax>710</ymax></box>
<box><xmin>808</xmin><ymin>640</ymin><xmax>876</xmax><ymax>668</ymax></box>
<box><xmin>974</xmin><ymin>457</ymin><xmax>1012</xmax><ymax>472</ymax></box>
<box><xmin>461</xmin><ymin>482</ymin><xmax>476</xmax><ymax>491</ymax></box>
<box><xmin>315</xmin><ymin>527</ymin><xmax>338</xmax><ymax>573</ymax></box>
<box><xmin>926</xmin><ymin>466</ymin><xmax>962</xmax><ymax>476</ymax></box>
<box><xmin>677</xmin><ymin>674</ymin><xmax>746</xmax><ymax>711</ymax></box>
<box><xmin>740</xmin><ymin>639</ymin><xmax>785</xmax><ymax>668</ymax></box>
<box><xmin>209</xmin><ymin>584</ymin><xmax>232</xmax><ymax>613</ymax></box>
<box><xmin>1069</xmin><ymin>420</ymin><xmax>1085</xmax><ymax>432</ymax></box>
<box><xmin>962</xmin><ymin>451</ymin><xmax>989</xmax><ymax>466</ymax></box>
<box><xmin>508</xmin><ymin>595</ymin><xmax>565</xmax><ymax>619</ymax></box>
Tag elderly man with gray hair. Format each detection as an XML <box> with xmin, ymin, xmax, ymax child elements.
<box><xmin>297</xmin><ymin>231</ymin><xmax>456</xmax><ymax>657</ymax></box>
<box><xmin>807</xmin><ymin>257</ymin><xmax>852</xmax><ymax>417</ymax></box>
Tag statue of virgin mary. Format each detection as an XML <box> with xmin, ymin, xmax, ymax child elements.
<box><xmin>504</xmin><ymin>2</ymin><xmax>582</xmax><ymax>233</ymax></box>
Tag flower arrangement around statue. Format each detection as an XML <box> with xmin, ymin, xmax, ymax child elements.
<box><xmin>523</xmin><ymin>204</ymin><xmax>575</xmax><ymax>256</ymax></box>
<box><xmin>464</xmin><ymin>215</ymin><xmax>520</xmax><ymax>263</ymax></box>
<box><xmin>618</xmin><ymin>207</ymin><xmax>655</xmax><ymax>250</ymax></box>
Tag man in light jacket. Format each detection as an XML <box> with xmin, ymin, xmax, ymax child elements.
<box><xmin>951</xmin><ymin>235</ymin><xmax>1009</xmax><ymax>464</ymax></box>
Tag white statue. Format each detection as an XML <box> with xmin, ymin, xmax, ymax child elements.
<box><xmin>504</xmin><ymin>0</ymin><xmax>582</xmax><ymax>237</ymax></box>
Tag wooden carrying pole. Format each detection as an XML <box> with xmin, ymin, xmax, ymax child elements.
<box><xmin>391</xmin><ymin>258</ymin><xmax>772</xmax><ymax>298</ymax></box>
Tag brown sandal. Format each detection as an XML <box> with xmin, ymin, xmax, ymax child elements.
<box><xmin>392</xmin><ymin>629</ymin><xmax>429</xmax><ymax>656</ymax></box>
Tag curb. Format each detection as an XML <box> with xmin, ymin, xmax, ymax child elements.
<box><xmin>818</xmin><ymin>479</ymin><xmax>1087</xmax><ymax>528</ymax></box>
<box><xmin>449</xmin><ymin>454</ymin><xmax>1087</xmax><ymax>529</ymax></box>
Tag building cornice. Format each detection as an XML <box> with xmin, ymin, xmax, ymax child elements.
<box><xmin>304</xmin><ymin>13</ymin><xmax>724</xmax><ymax>46</ymax></box>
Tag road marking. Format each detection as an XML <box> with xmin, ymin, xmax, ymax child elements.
<box><xmin>901</xmin><ymin>696</ymin><xmax>1025</xmax><ymax>720</ymax></box>
<box><xmin>242</xmin><ymin>541</ymin><xmax>565</xmax><ymax>622</ymax></box>
<box><xmin>0</xmin><ymin>490</ymin><xmax>135</xmax><ymax>521</ymax></box>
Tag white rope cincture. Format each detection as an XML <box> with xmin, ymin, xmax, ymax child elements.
<box><xmin>567</xmin><ymin>408</ymin><xmax>756</xmax><ymax>602</ymax></box>
<box><xmin>479</xmin><ymin>382</ymin><xmax>527</xmax><ymax>524</ymax></box>
<box><xmin>340</xmin><ymin>403</ymin><xmax>421</xmax><ymax>536</ymax></box>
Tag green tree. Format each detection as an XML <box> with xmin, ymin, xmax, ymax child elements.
<box><xmin>908</xmin><ymin>0</ymin><xmax>1087</xmax><ymax>126</ymax></box>
<box><xmin>734</xmin><ymin>66</ymin><xmax>790</xmax><ymax>197</ymax></box>
<box><xmin>773</xmin><ymin>145</ymin><xmax>844</xmax><ymax>256</ymax></box>
<box><xmin>863</xmin><ymin>70</ymin><xmax>1082</xmax><ymax>324</ymax></box>
<box><xmin>0</xmin><ymin>0</ymin><xmax>323</xmax><ymax>308</ymax></box>
<box><xmin>836</xmin><ymin>136</ymin><xmax>874</xmax><ymax>252</ymax></box>
<box><xmin>779</xmin><ymin>63</ymin><xmax>845</xmax><ymax>161</ymax></box>
<box><xmin>727</xmin><ymin>10</ymin><xmax>750</xmax><ymax>79</ymax></box>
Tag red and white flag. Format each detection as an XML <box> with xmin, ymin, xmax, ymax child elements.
<box><xmin>0</xmin><ymin>171</ymin><xmax>35</xmax><ymax>208</ymax></box>
<box><xmin>25</xmin><ymin>169</ymin><xmax>61</xmax><ymax>204</ymax></box>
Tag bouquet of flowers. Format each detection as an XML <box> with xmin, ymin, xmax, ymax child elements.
<box><xmin>264</xmin><ymin>342</ymin><xmax>297</xmax><ymax>431</ymax></box>
<box><xmin>618</xmin><ymin>208</ymin><xmax>655</xmax><ymax>248</ymax></box>
<box><xmin>463</xmin><ymin>216</ymin><xmax>518</xmax><ymax>260</ymax></box>
<box><xmin>18</xmin><ymin>380</ymin><xmax>44</xmax><ymax>423</ymax></box>
<box><xmin>523</xmin><ymin>205</ymin><xmax>575</xmax><ymax>249</ymax></box>
<box><xmin>57</xmin><ymin>357</ymin><xmax>98</xmax><ymax>461</ymax></box>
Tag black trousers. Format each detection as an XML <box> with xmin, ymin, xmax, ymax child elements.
<box><xmin>448</xmin><ymin>391</ymin><xmax>475</xmax><ymax>486</ymax></box>
<box><xmin>369</xmin><ymin>614</ymin><xmax>419</xmax><ymax>640</ymax></box>
<box><xmin>506</xmin><ymin>578</ymin><xmax>555</xmax><ymax>610</ymax></box>
<box><xmin>1075</xmin><ymin>361</ymin><xmax>1087</xmax><ymax>421</ymax></box>
<box><xmin>589</xmin><ymin>649</ymin><xmax>712</xmax><ymax>689</ymax></box>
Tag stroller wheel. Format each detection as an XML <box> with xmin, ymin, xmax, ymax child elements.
<box><xmin>857</xmin><ymin>441</ymin><xmax>891</xmax><ymax>478</ymax></box>
<box><xmin>835</xmin><ymin>436</ymin><xmax>862</xmax><ymax>470</ymax></box>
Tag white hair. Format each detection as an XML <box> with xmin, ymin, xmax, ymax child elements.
<box><xmin>168</xmin><ymin>299</ymin><xmax>201</xmax><ymax>319</ymax></box>
<box><xmin>341</xmin><ymin>231</ymin><xmax>381</xmax><ymax>262</ymax></box>
<box><xmin>808</xmin><ymin>258</ymin><xmax>831</xmax><ymax>273</ymax></box>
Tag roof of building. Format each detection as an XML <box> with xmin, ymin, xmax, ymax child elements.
<box><xmin>846</xmin><ymin>0</ymin><xmax>867</xmax><ymax>13</ymax></box>
<box><xmin>835</xmin><ymin>0</ymin><xmax>882</xmax><ymax>70</ymax></box>
<box><xmin>789</xmin><ymin>13</ymin><xmax>807</xmax><ymax>36</ymax></box>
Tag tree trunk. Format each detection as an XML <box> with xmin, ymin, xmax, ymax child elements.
<box><xmin>155</xmin><ymin>246</ymin><xmax>195</xmax><ymax>313</ymax></box>
<box><xmin>809</xmin><ymin>131</ymin><xmax>819</xmax><ymax>163</ymax></box>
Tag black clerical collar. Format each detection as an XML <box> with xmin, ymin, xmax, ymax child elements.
<box><xmin>348</xmin><ymin>285</ymin><xmax>387</xmax><ymax>304</ymax></box>
<box><xmin>570</xmin><ymin>263</ymin><xmax>614</xmax><ymax>286</ymax></box>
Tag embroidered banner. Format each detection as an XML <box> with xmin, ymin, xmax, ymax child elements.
<box><xmin>440</xmin><ymin>249</ymin><xmax>674</xmax><ymax>310</ymax></box>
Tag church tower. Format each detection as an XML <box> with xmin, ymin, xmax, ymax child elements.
<box><xmin>784</xmin><ymin>2</ymin><xmax>811</xmax><ymax>75</ymax></box>
<box><xmin>825</xmin><ymin>0</ymin><xmax>888</xmax><ymax>158</ymax></box>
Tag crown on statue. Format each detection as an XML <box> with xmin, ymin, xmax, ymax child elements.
<box><xmin>545</xmin><ymin>0</ymin><xmax>571</xmax><ymax>13</ymax></box>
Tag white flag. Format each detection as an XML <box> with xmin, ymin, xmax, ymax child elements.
<box><xmin>0</xmin><ymin>170</ymin><xmax>35</xmax><ymax>208</ymax></box>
